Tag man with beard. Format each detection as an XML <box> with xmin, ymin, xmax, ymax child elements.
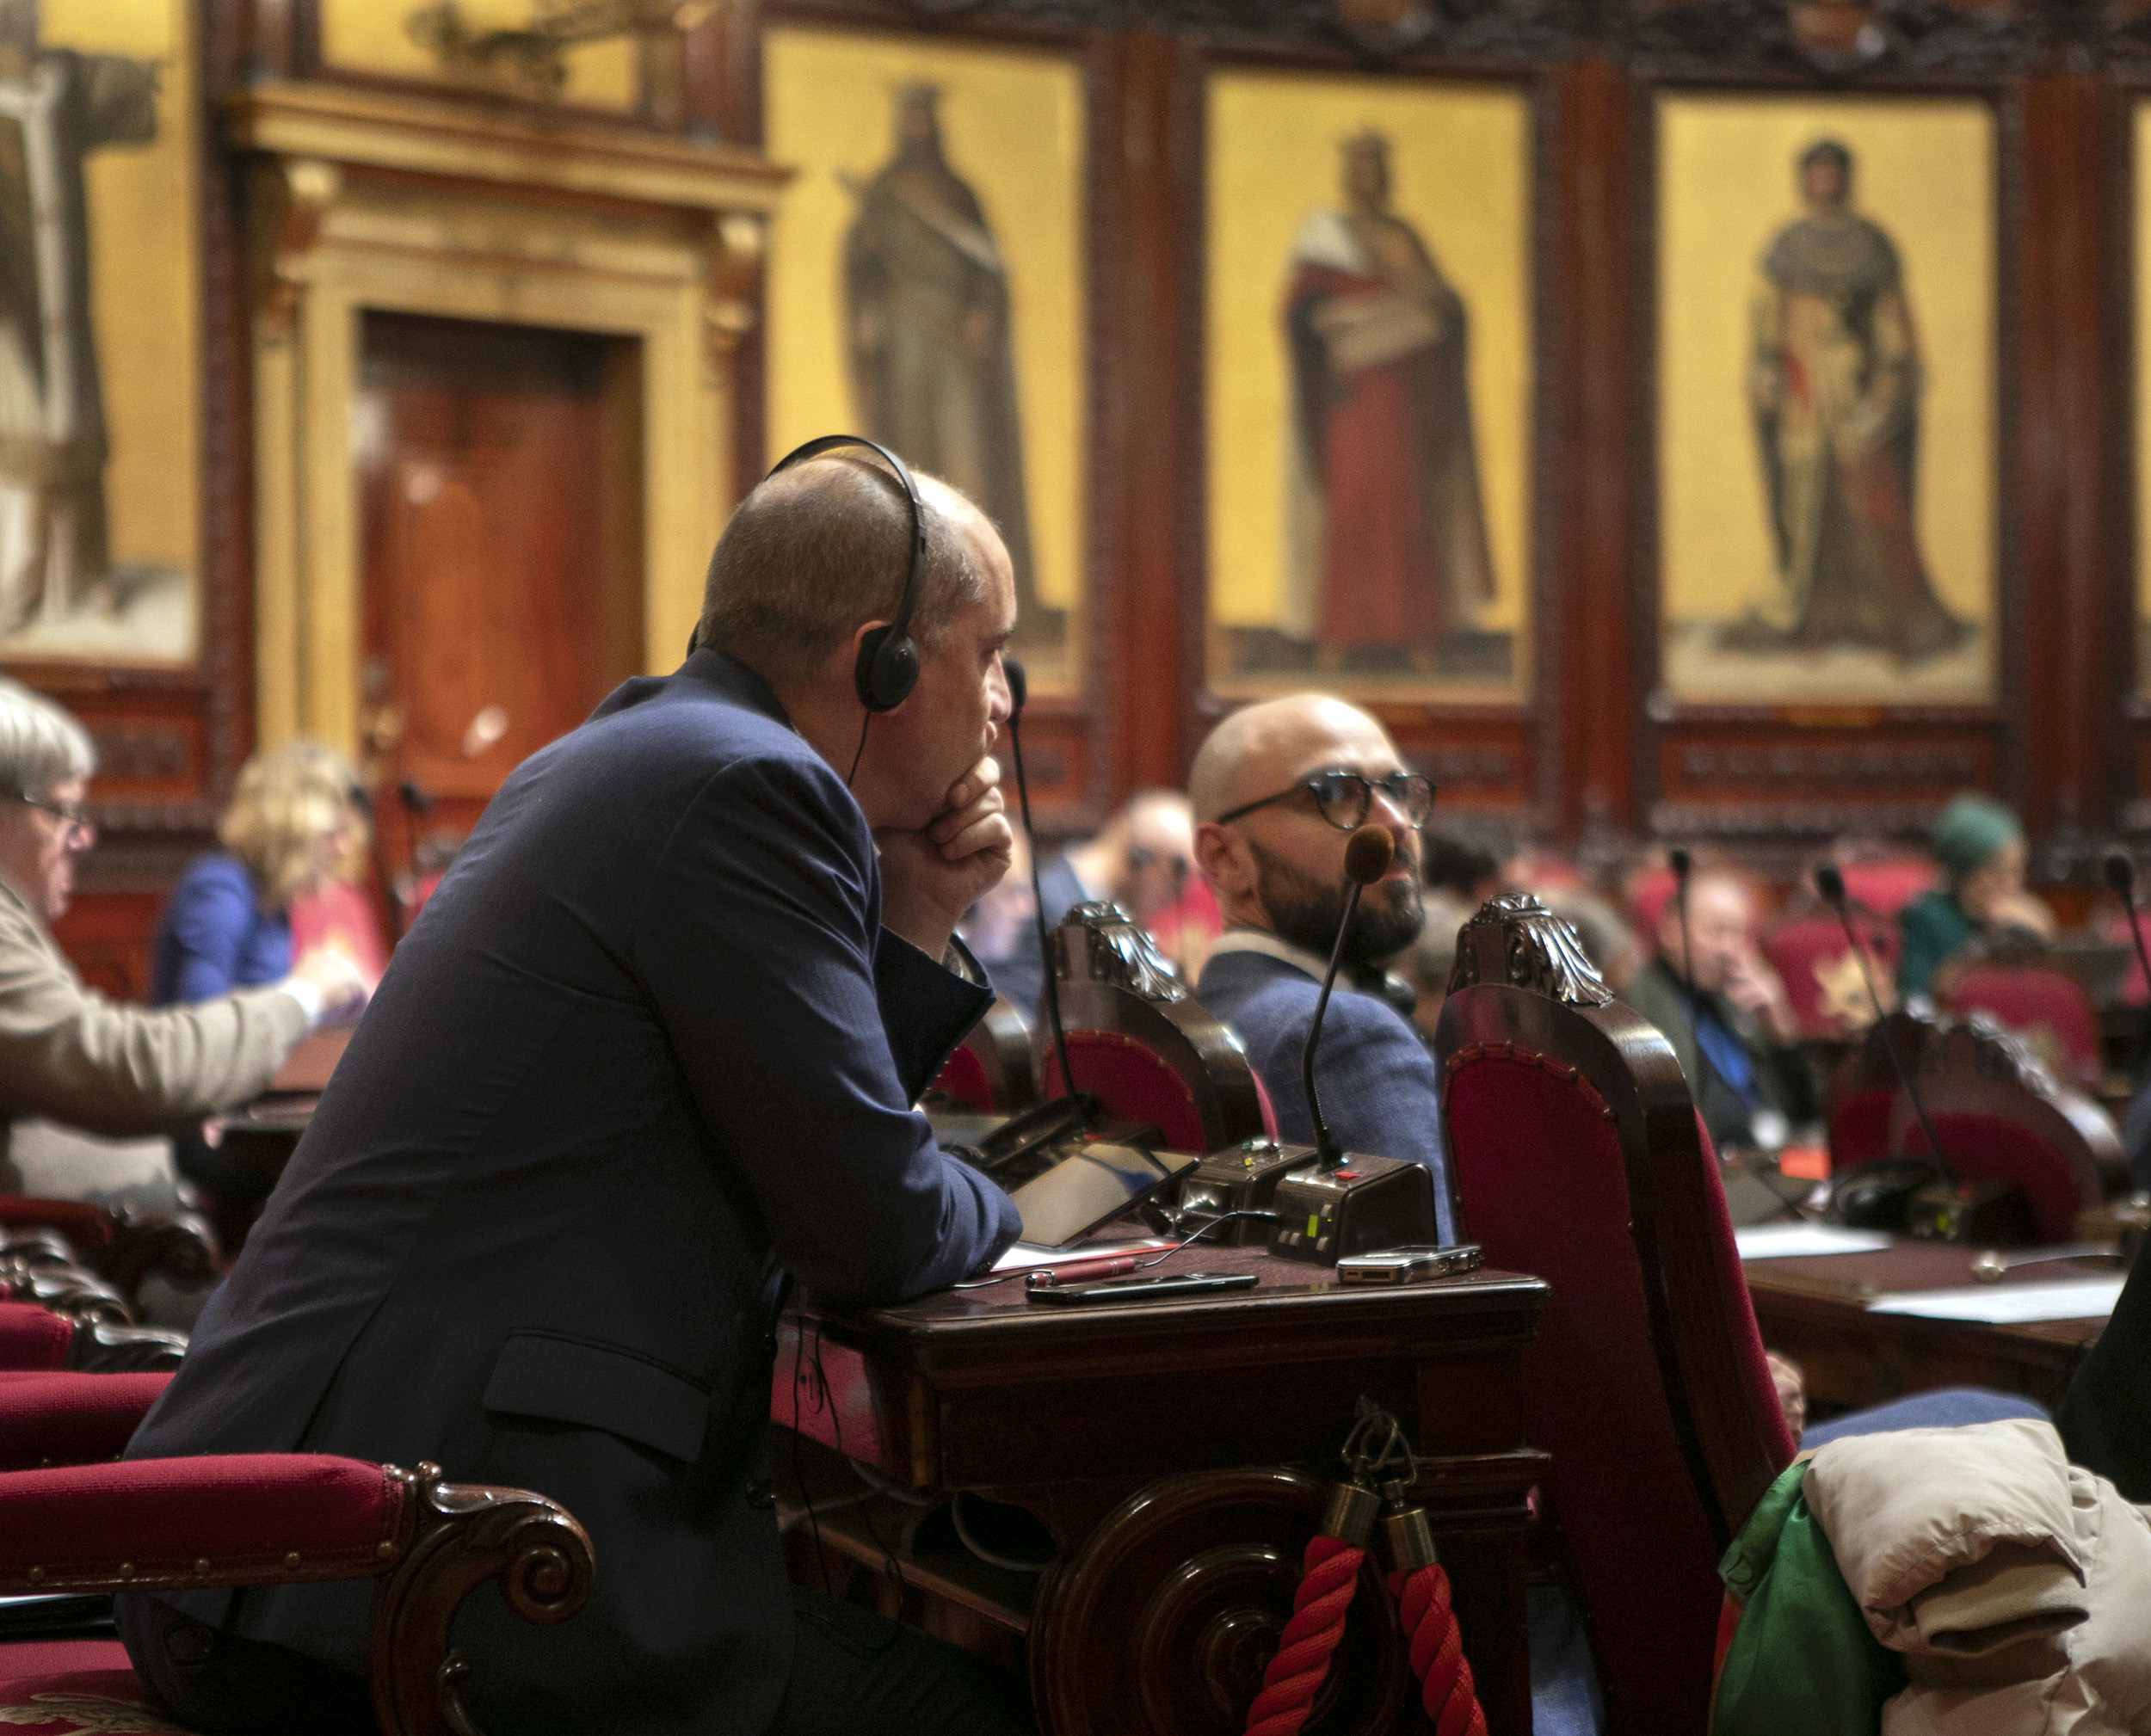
<box><xmin>1189</xmin><ymin>693</ymin><xmax>1455</xmax><ymax>1246</ymax></box>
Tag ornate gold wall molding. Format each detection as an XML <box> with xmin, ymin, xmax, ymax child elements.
<box><xmin>226</xmin><ymin>80</ymin><xmax>787</xmax><ymax>752</ymax></box>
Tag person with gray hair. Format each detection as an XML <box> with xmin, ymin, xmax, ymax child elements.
<box><xmin>0</xmin><ymin>679</ymin><xmax>363</xmax><ymax>1197</ymax></box>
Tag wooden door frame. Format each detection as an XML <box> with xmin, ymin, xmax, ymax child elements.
<box><xmin>227</xmin><ymin>80</ymin><xmax>786</xmax><ymax>754</ymax></box>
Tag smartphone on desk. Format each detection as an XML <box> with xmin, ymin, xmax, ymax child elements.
<box><xmin>1335</xmin><ymin>1244</ymin><xmax>1483</xmax><ymax>1285</ymax></box>
<box><xmin>1026</xmin><ymin>1272</ymin><xmax>1258</xmax><ymax>1306</ymax></box>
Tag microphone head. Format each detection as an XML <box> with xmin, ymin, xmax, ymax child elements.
<box><xmin>1668</xmin><ymin>846</ymin><xmax>1692</xmax><ymax>879</ymax></box>
<box><xmin>2105</xmin><ymin>850</ymin><xmax>2136</xmax><ymax>901</ymax></box>
<box><xmin>1003</xmin><ymin>657</ymin><xmax>1027</xmax><ymax>714</ymax></box>
<box><xmin>397</xmin><ymin>779</ymin><xmax>434</xmax><ymax>817</ymax></box>
<box><xmin>1343</xmin><ymin>824</ymin><xmax>1395</xmax><ymax>887</ymax></box>
<box><xmin>1815</xmin><ymin>864</ymin><xmax>1847</xmax><ymax>907</ymax></box>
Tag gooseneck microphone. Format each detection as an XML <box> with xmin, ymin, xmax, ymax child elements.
<box><xmin>1668</xmin><ymin>846</ymin><xmax>1698</xmax><ymax>1010</ymax></box>
<box><xmin>1817</xmin><ymin>864</ymin><xmax>1954</xmax><ymax>1185</ymax></box>
<box><xmin>1002</xmin><ymin>659</ymin><xmax>1078</xmax><ymax>1119</ymax></box>
<box><xmin>1303</xmin><ymin>824</ymin><xmax>1396</xmax><ymax>1167</ymax></box>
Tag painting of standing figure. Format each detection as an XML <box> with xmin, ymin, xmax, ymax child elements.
<box><xmin>765</xmin><ymin>28</ymin><xmax>1086</xmax><ymax>685</ymax></box>
<box><xmin>0</xmin><ymin>0</ymin><xmax>197</xmax><ymax>664</ymax></box>
<box><xmin>1656</xmin><ymin>95</ymin><xmax>1994</xmax><ymax>705</ymax></box>
<box><xmin>1733</xmin><ymin>139</ymin><xmax>1969</xmax><ymax>666</ymax></box>
<box><xmin>1285</xmin><ymin>131</ymin><xmax>1495</xmax><ymax>673</ymax></box>
<box><xmin>841</xmin><ymin>83</ymin><xmax>1058</xmax><ymax>648</ymax></box>
<box><xmin>1206</xmin><ymin>71</ymin><xmax>1532</xmax><ymax>700</ymax></box>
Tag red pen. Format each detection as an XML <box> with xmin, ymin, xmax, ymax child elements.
<box><xmin>1024</xmin><ymin>1254</ymin><xmax>1142</xmax><ymax>1290</ymax></box>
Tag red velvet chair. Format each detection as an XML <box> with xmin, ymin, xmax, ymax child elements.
<box><xmin>1942</xmin><ymin>963</ymin><xmax>2103</xmax><ymax>1091</ymax></box>
<box><xmin>0</xmin><ymin>1454</ymin><xmax>591</xmax><ymax>1736</ymax></box>
<box><xmin>1032</xmin><ymin>903</ymin><xmax>1273</xmax><ymax>1153</ymax></box>
<box><xmin>0</xmin><ymin>1370</ymin><xmax>170</xmax><ymax>1468</ymax></box>
<box><xmin>1835</xmin><ymin>856</ymin><xmax>1940</xmax><ymax>919</ymax></box>
<box><xmin>1827</xmin><ymin>1009</ymin><xmax>2124</xmax><ymax>1243</ymax></box>
<box><xmin>923</xmin><ymin>997</ymin><xmax>1036</xmax><ymax>1116</ymax></box>
<box><xmin>0</xmin><ymin>1196</ymin><xmax>217</xmax><ymax>1314</ymax></box>
<box><xmin>1762</xmin><ymin>910</ymin><xmax>1900</xmax><ymax>1040</ymax></box>
<box><xmin>0</xmin><ymin>1303</ymin><xmax>181</xmax><ymax>1377</ymax></box>
<box><xmin>1437</xmin><ymin>895</ymin><xmax>1795</xmax><ymax>1736</ymax></box>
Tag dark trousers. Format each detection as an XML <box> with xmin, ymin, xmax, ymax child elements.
<box><xmin>120</xmin><ymin>1587</ymin><xmax>1035</xmax><ymax>1736</ymax></box>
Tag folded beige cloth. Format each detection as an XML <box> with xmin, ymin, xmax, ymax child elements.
<box><xmin>1807</xmin><ymin>1418</ymin><xmax>2151</xmax><ymax>1734</ymax></box>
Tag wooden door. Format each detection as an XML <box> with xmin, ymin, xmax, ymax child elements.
<box><xmin>358</xmin><ymin>312</ymin><xmax>644</xmax><ymax>897</ymax></box>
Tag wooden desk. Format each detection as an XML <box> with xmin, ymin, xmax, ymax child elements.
<box><xmin>777</xmin><ymin>1246</ymin><xmax>1550</xmax><ymax>1736</ymax></box>
<box><xmin>1745</xmin><ymin>1241</ymin><xmax>2111</xmax><ymax>1415</ymax></box>
<box><xmin>198</xmin><ymin>1026</ymin><xmax>352</xmax><ymax>1254</ymax></box>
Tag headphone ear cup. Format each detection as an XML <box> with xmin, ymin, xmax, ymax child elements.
<box><xmin>854</xmin><ymin>626</ymin><xmax>920</xmax><ymax>713</ymax></box>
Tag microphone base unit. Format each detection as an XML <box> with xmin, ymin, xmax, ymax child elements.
<box><xmin>1266</xmin><ymin>1148</ymin><xmax>1439</xmax><ymax>1265</ymax></box>
<box><xmin>1906</xmin><ymin>1179</ymin><xmax>2033</xmax><ymax>1247</ymax></box>
<box><xmin>1176</xmin><ymin>1138</ymin><xmax>1316</xmax><ymax>1244</ymax></box>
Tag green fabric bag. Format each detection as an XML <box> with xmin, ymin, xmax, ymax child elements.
<box><xmin>1710</xmin><ymin>1459</ymin><xmax>1905</xmax><ymax>1736</ymax></box>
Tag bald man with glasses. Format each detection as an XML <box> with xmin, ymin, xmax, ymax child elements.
<box><xmin>1188</xmin><ymin>693</ymin><xmax>1456</xmax><ymax>1246</ymax></box>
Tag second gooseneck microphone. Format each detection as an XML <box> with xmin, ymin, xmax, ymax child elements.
<box><xmin>2106</xmin><ymin>852</ymin><xmax>2151</xmax><ymax>1017</ymax></box>
<box><xmin>1303</xmin><ymin>824</ymin><xmax>1396</xmax><ymax>1167</ymax></box>
<box><xmin>1817</xmin><ymin>864</ymin><xmax>1955</xmax><ymax>1185</ymax></box>
<box><xmin>1003</xmin><ymin>659</ymin><xmax>1078</xmax><ymax>1119</ymax></box>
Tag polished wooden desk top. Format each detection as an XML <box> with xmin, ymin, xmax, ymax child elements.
<box><xmin>788</xmin><ymin>1246</ymin><xmax>1550</xmax><ymax>1493</ymax></box>
<box><xmin>1744</xmin><ymin>1239</ymin><xmax>2111</xmax><ymax>1413</ymax></box>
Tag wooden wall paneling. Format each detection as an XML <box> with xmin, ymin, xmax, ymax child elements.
<box><xmin>1559</xmin><ymin>54</ymin><xmax>1636</xmax><ymax>857</ymax></box>
<box><xmin>2106</xmin><ymin>74</ymin><xmax>2151</xmax><ymax>836</ymax></box>
<box><xmin>2018</xmin><ymin>71</ymin><xmax>2113</xmax><ymax>866</ymax></box>
<box><xmin>1626</xmin><ymin>55</ymin><xmax>2025</xmax><ymax>863</ymax></box>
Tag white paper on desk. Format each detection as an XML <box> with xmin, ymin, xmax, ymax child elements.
<box><xmin>1866</xmin><ymin>1277</ymin><xmax>2126</xmax><ymax>1324</ymax></box>
<box><xmin>989</xmin><ymin>1238</ymin><xmax>1174</xmax><ymax>1272</ymax></box>
<box><xmin>1735</xmin><ymin>1223</ymin><xmax>1896</xmax><ymax>1259</ymax></box>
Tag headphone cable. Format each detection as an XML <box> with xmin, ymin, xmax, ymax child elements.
<box><xmin>844</xmin><ymin>711</ymin><xmax>872</xmax><ymax>791</ymax></box>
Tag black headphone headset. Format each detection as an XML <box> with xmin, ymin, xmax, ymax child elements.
<box><xmin>737</xmin><ymin>434</ymin><xmax>929</xmax><ymax>714</ymax></box>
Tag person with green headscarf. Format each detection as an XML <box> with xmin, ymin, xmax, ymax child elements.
<box><xmin>1896</xmin><ymin>793</ymin><xmax>2055</xmax><ymax>1000</ymax></box>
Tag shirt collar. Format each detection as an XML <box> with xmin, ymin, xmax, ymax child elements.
<box><xmin>1207</xmin><ymin>926</ymin><xmax>1331</xmax><ymax>982</ymax></box>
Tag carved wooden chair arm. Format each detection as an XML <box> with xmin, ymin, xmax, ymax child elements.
<box><xmin>0</xmin><ymin>1456</ymin><xmax>594</xmax><ymax>1736</ymax></box>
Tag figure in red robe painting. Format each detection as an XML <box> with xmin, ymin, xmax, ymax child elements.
<box><xmin>1284</xmin><ymin>132</ymin><xmax>1495</xmax><ymax>673</ymax></box>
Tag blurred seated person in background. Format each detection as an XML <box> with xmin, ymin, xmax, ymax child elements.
<box><xmin>1898</xmin><ymin>793</ymin><xmax>2055</xmax><ymax>1002</ymax></box>
<box><xmin>1399</xmin><ymin>889</ymin><xmax>1473</xmax><ymax>1043</ymax></box>
<box><xmin>153</xmin><ymin>741</ymin><xmax>370</xmax><ymax>1005</ymax></box>
<box><xmin>0</xmin><ymin>681</ymin><xmax>364</xmax><ymax>1197</ymax></box>
<box><xmin>1622</xmin><ymin>869</ymin><xmax>1816</xmax><ymax>1151</ymax></box>
<box><xmin>1190</xmin><ymin>694</ymin><xmax>1455</xmax><ymax>1243</ymax></box>
<box><xmin>972</xmin><ymin>787</ymin><xmax>1201</xmax><ymax>1012</ymax></box>
<box><xmin>1421</xmin><ymin>816</ymin><xmax>1512</xmax><ymax>906</ymax></box>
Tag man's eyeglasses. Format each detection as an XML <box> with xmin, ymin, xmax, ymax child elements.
<box><xmin>16</xmin><ymin>792</ymin><xmax>91</xmax><ymax>840</ymax></box>
<box><xmin>1216</xmin><ymin>769</ymin><xmax>1436</xmax><ymax>832</ymax></box>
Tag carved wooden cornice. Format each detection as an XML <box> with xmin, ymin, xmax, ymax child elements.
<box><xmin>223</xmin><ymin>80</ymin><xmax>790</xmax><ymax>215</ymax></box>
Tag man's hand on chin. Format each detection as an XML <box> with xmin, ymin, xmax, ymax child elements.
<box><xmin>878</xmin><ymin>755</ymin><xmax>1014</xmax><ymax>962</ymax></box>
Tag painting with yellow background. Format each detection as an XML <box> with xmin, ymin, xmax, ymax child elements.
<box><xmin>1206</xmin><ymin>71</ymin><xmax>1532</xmax><ymax>700</ymax></box>
<box><xmin>0</xmin><ymin>0</ymin><xmax>197</xmax><ymax>664</ymax></box>
<box><xmin>1657</xmin><ymin>94</ymin><xmax>1995</xmax><ymax>704</ymax></box>
<box><xmin>764</xmin><ymin>28</ymin><xmax>1086</xmax><ymax>686</ymax></box>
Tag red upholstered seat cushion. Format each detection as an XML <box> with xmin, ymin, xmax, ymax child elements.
<box><xmin>928</xmin><ymin>1043</ymin><xmax>993</xmax><ymax>1114</ymax></box>
<box><xmin>1944</xmin><ymin>968</ymin><xmax>2102</xmax><ymax>1088</ymax></box>
<box><xmin>1039</xmin><ymin>1032</ymin><xmax>1206</xmax><ymax>1154</ymax></box>
<box><xmin>0</xmin><ymin>1200</ymin><xmax>107</xmax><ymax>1250</ymax></box>
<box><xmin>1828</xmin><ymin>1086</ymin><xmax>1895</xmax><ymax>1173</ymax></box>
<box><xmin>1446</xmin><ymin>1055</ymin><xmax>1790</xmax><ymax>1734</ymax></box>
<box><xmin>0</xmin><ymin>1374</ymin><xmax>171</xmax><ymax>1469</ymax></box>
<box><xmin>0</xmin><ymin>1306</ymin><xmax>71</xmax><ymax>1374</ymax></box>
<box><xmin>0</xmin><ymin>1646</ymin><xmax>176</xmax><ymax>1736</ymax></box>
<box><xmin>0</xmin><ymin>1456</ymin><xmax>405</xmax><ymax>1581</ymax></box>
<box><xmin>1837</xmin><ymin>859</ymin><xmax>1940</xmax><ymax>919</ymax></box>
<box><xmin>1901</xmin><ymin>1112</ymin><xmax>2090</xmax><ymax>1245</ymax></box>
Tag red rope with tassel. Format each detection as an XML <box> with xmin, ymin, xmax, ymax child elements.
<box><xmin>1240</xmin><ymin>1533</ymin><xmax>1365</xmax><ymax>1736</ymax></box>
<box><xmin>1390</xmin><ymin>1562</ymin><xmax>1488</xmax><ymax>1736</ymax></box>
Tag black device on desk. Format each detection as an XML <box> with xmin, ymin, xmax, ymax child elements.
<box><xmin>1178</xmin><ymin>1137</ymin><xmax>1310</xmax><ymax>1243</ymax></box>
<box><xmin>943</xmin><ymin>1097</ymin><xmax>1199</xmax><ymax>1248</ymax></box>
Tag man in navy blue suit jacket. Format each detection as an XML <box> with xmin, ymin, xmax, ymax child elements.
<box><xmin>120</xmin><ymin>456</ymin><xmax>1031</xmax><ymax>1735</ymax></box>
<box><xmin>1190</xmin><ymin>694</ymin><xmax>1456</xmax><ymax>1245</ymax></box>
